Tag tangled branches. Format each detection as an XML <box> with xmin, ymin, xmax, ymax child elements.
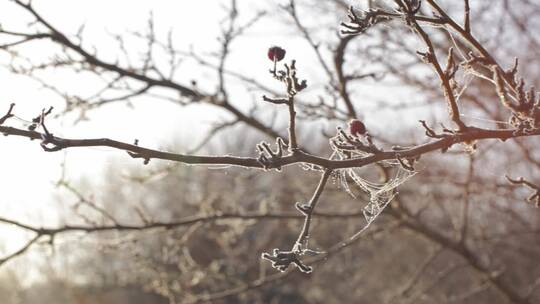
<box><xmin>0</xmin><ymin>0</ymin><xmax>540</xmax><ymax>286</ymax></box>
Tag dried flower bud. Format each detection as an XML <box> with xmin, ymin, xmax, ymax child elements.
<box><xmin>348</xmin><ymin>119</ymin><xmax>366</xmax><ymax>136</ymax></box>
<box><xmin>268</xmin><ymin>46</ymin><xmax>286</xmax><ymax>62</ymax></box>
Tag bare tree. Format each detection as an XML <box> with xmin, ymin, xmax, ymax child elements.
<box><xmin>0</xmin><ymin>0</ymin><xmax>539</xmax><ymax>303</ymax></box>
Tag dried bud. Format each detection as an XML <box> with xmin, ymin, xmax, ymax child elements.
<box><xmin>268</xmin><ymin>46</ymin><xmax>286</xmax><ymax>62</ymax></box>
<box><xmin>348</xmin><ymin>119</ymin><xmax>366</xmax><ymax>136</ymax></box>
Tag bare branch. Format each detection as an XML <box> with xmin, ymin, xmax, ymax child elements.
<box><xmin>506</xmin><ymin>175</ymin><xmax>540</xmax><ymax>207</ymax></box>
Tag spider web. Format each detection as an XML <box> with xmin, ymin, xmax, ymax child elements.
<box><xmin>330</xmin><ymin>147</ymin><xmax>417</xmax><ymax>239</ymax></box>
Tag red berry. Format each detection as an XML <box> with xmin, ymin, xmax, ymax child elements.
<box><xmin>348</xmin><ymin>119</ymin><xmax>366</xmax><ymax>136</ymax></box>
<box><xmin>268</xmin><ymin>46</ymin><xmax>286</xmax><ymax>62</ymax></box>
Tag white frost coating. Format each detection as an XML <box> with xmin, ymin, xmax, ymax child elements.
<box><xmin>331</xmin><ymin>147</ymin><xmax>416</xmax><ymax>240</ymax></box>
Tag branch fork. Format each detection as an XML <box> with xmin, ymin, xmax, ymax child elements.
<box><xmin>256</xmin><ymin>137</ymin><xmax>287</xmax><ymax>171</ymax></box>
<box><xmin>127</xmin><ymin>139</ymin><xmax>151</xmax><ymax>165</ymax></box>
<box><xmin>38</xmin><ymin>108</ymin><xmax>67</xmax><ymax>152</ymax></box>
<box><xmin>0</xmin><ymin>103</ymin><xmax>15</xmax><ymax>125</ymax></box>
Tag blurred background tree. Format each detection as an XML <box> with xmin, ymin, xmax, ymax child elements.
<box><xmin>0</xmin><ymin>0</ymin><xmax>539</xmax><ymax>303</ymax></box>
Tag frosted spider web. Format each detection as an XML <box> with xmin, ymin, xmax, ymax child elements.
<box><xmin>330</xmin><ymin>147</ymin><xmax>417</xmax><ymax>239</ymax></box>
